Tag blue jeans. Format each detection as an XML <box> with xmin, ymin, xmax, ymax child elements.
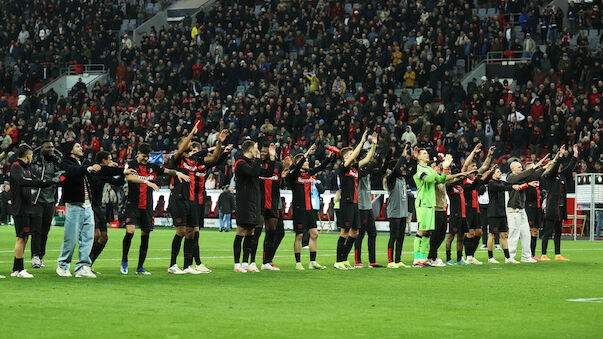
<box><xmin>57</xmin><ymin>204</ymin><xmax>94</xmax><ymax>272</ymax></box>
<box><xmin>596</xmin><ymin>211</ymin><xmax>603</xmax><ymax>238</ymax></box>
<box><xmin>219</xmin><ymin>212</ymin><xmax>231</xmax><ymax>231</ymax></box>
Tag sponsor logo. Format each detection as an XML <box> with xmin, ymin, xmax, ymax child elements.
<box><xmin>346</xmin><ymin>168</ymin><xmax>358</xmax><ymax>178</ymax></box>
<box><xmin>135</xmin><ymin>174</ymin><xmax>156</xmax><ymax>181</ymax></box>
<box><xmin>260</xmin><ymin>175</ymin><xmax>280</xmax><ymax>181</ymax></box>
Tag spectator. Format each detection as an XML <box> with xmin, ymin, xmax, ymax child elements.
<box><xmin>217</xmin><ymin>185</ymin><xmax>235</xmax><ymax>232</ymax></box>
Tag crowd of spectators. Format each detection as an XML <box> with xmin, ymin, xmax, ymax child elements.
<box><xmin>0</xmin><ymin>0</ymin><xmax>601</xmax><ymax>192</ymax></box>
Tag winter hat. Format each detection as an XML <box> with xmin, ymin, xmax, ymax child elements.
<box><xmin>62</xmin><ymin>141</ymin><xmax>76</xmax><ymax>156</ymax></box>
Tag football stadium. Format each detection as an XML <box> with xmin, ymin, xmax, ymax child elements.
<box><xmin>0</xmin><ymin>0</ymin><xmax>602</xmax><ymax>337</ymax></box>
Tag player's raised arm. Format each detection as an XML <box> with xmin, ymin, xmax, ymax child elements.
<box><xmin>344</xmin><ymin>130</ymin><xmax>368</xmax><ymax>168</ymax></box>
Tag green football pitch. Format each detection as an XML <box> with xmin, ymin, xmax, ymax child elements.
<box><xmin>0</xmin><ymin>226</ymin><xmax>602</xmax><ymax>338</ymax></box>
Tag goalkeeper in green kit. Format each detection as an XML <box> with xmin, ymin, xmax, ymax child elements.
<box><xmin>413</xmin><ymin>148</ymin><xmax>453</xmax><ymax>267</ymax></box>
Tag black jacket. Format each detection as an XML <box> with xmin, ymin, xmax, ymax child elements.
<box><xmin>60</xmin><ymin>157</ymin><xmax>124</xmax><ymax>204</ymax></box>
<box><xmin>9</xmin><ymin>159</ymin><xmax>50</xmax><ymax>216</ymax></box>
<box><xmin>30</xmin><ymin>150</ymin><xmax>63</xmax><ymax>205</ymax></box>
<box><xmin>217</xmin><ymin>190</ymin><xmax>235</xmax><ymax>214</ymax></box>
<box><xmin>506</xmin><ymin>168</ymin><xmax>545</xmax><ymax>209</ymax></box>
<box><xmin>234</xmin><ymin>155</ymin><xmax>273</xmax><ymax>225</ymax></box>
<box><xmin>488</xmin><ymin>179</ymin><xmax>519</xmax><ymax>217</ymax></box>
<box><xmin>542</xmin><ymin>155</ymin><xmax>577</xmax><ymax>221</ymax></box>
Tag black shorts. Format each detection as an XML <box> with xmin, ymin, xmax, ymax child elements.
<box><xmin>449</xmin><ymin>216</ymin><xmax>468</xmax><ymax>235</ymax></box>
<box><xmin>359</xmin><ymin>209</ymin><xmax>375</xmax><ymax>231</ymax></box>
<box><xmin>93</xmin><ymin>205</ymin><xmax>107</xmax><ymax>232</ymax></box>
<box><xmin>171</xmin><ymin>200</ymin><xmax>198</xmax><ymax>227</ymax></box>
<box><xmin>262</xmin><ymin>208</ymin><xmax>279</xmax><ymax>220</ymax></box>
<box><xmin>293</xmin><ymin>208</ymin><xmax>316</xmax><ymax>234</ymax></box>
<box><xmin>526</xmin><ymin>206</ymin><xmax>542</xmax><ymax>229</ymax></box>
<box><xmin>340</xmin><ymin>202</ymin><xmax>360</xmax><ymax>230</ymax></box>
<box><xmin>466</xmin><ymin>207</ymin><xmax>480</xmax><ymax>229</ymax></box>
<box><xmin>125</xmin><ymin>204</ymin><xmax>154</xmax><ymax>231</ymax></box>
<box><xmin>435</xmin><ymin>210</ymin><xmax>447</xmax><ymax>231</ymax></box>
<box><xmin>197</xmin><ymin>204</ymin><xmax>205</xmax><ymax>228</ymax></box>
<box><xmin>14</xmin><ymin>215</ymin><xmax>33</xmax><ymax>238</ymax></box>
<box><xmin>488</xmin><ymin>216</ymin><xmax>508</xmax><ymax>234</ymax></box>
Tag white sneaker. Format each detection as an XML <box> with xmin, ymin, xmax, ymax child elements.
<box><xmin>247</xmin><ymin>263</ymin><xmax>260</xmax><ymax>272</ymax></box>
<box><xmin>168</xmin><ymin>264</ymin><xmax>186</xmax><ymax>274</ymax></box>
<box><xmin>75</xmin><ymin>267</ymin><xmax>96</xmax><ymax>278</ymax></box>
<box><xmin>183</xmin><ymin>266</ymin><xmax>202</xmax><ymax>274</ymax></box>
<box><xmin>495</xmin><ymin>245</ymin><xmax>502</xmax><ymax>250</ymax></box>
<box><xmin>40</xmin><ymin>259</ymin><xmax>46</xmax><ymax>268</ymax></box>
<box><xmin>234</xmin><ymin>264</ymin><xmax>247</xmax><ymax>273</ymax></box>
<box><xmin>302</xmin><ymin>245</ymin><xmax>309</xmax><ymax>249</ymax></box>
<box><xmin>467</xmin><ymin>257</ymin><xmax>483</xmax><ymax>265</ymax></box>
<box><xmin>31</xmin><ymin>256</ymin><xmax>41</xmax><ymax>268</ymax></box>
<box><xmin>241</xmin><ymin>263</ymin><xmax>249</xmax><ymax>271</ymax></box>
<box><xmin>433</xmin><ymin>258</ymin><xmax>446</xmax><ymax>267</ymax></box>
<box><xmin>56</xmin><ymin>266</ymin><xmax>72</xmax><ymax>277</ymax></box>
<box><xmin>505</xmin><ymin>258</ymin><xmax>520</xmax><ymax>264</ymax></box>
<box><xmin>11</xmin><ymin>270</ymin><xmax>34</xmax><ymax>278</ymax></box>
<box><xmin>488</xmin><ymin>258</ymin><xmax>500</xmax><ymax>264</ymax></box>
<box><xmin>261</xmin><ymin>263</ymin><xmax>278</xmax><ymax>271</ymax></box>
<box><xmin>193</xmin><ymin>264</ymin><xmax>212</xmax><ymax>273</ymax></box>
<box><xmin>480</xmin><ymin>244</ymin><xmax>487</xmax><ymax>250</ymax></box>
<box><xmin>0</xmin><ymin>274</ymin><xmax>5</xmax><ymax>279</ymax></box>
<box><xmin>521</xmin><ymin>257</ymin><xmax>537</xmax><ymax>263</ymax></box>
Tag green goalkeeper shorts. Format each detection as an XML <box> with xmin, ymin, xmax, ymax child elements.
<box><xmin>416</xmin><ymin>206</ymin><xmax>435</xmax><ymax>231</ymax></box>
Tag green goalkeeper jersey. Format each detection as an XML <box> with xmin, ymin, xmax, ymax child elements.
<box><xmin>413</xmin><ymin>165</ymin><xmax>447</xmax><ymax>208</ymax></box>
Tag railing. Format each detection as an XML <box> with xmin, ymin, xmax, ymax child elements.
<box><xmin>486</xmin><ymin>50</ymin><xmax>532</xmax><ymax>63</ymax></box>
<box><xmin>59</xmin><ymin>64</ymin><xmax>107</xmax><ymax>76</ymax></box>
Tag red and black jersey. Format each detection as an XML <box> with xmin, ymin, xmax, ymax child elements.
<box><xmin>193</xmin><ymin>161</ymin><xmax>207</xmax><ymax>205</ymax></box>
<box><xmin>287</xmin><ymin>156</ymin><xmax>331</xmax><ymax>211</ymax></box>
<box><xmin>127</xmin><ymin>160</ymin><xmax>165</xmax><ymax>210</ymax></box>
<box><xmin>339</xmin><ymin>162</ymin><xmax>359</xmax><ymax>204</ymax></box>
<box><xmin>259</xmin><ymin>161</ymin><xmax>284</xmax><ymax>210</ymax></box>
<box><xmin>525</xmin><ymin>182</ymin><xmax>541</xmax><ymax>208</ymax></box>
<box><xmin>446</xmin><ymin>184</ymin><xmax>466</xmax><ymax>218</ymax></box>
<box><xmin>462</xmin><ymin>177</ymin><xmax>481</xmax><ymax>212</ymax></box>
<box><xmin>169</xmin><ymin>154</ymin><xmax>205</xmax><ymax>202</ymax></box>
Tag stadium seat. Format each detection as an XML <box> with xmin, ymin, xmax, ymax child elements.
<box><xmin>394</xmin><ymin>88</ymin><xmax>403</xmax><ymax>97</ymax></box>
<box><xmin>477</xmin><ymin>8</ymin><xmax>487</xmax><ymax>17</ymax></box>
<box><xmin>146</xmin><ymin>2</ymin><xmax>154</xmax><ymax>15</ymax></box>
<box><xmin>153</xmin><ymin>2</ymin><xmax>161</xmax><ymax>13</ymax></box>
<box><xmin>487</xmin><ymin>8</ymin><xmax>497</xmax><ymax>16</ymax></box>
<box><xmin>456</xmin><ymin>59</ymin><xmax>465</xmax><ymax>68</ymax></box>
<box><xmin>411</xmin><ymin>88</ymin><xmax>422</xmax><ymax>99</ymax></box>
<box><xmin>355</xmin><ymin>82</ymin><xmax>363</xmax><ymax>92</ymax></box>
<box><xmin>344</xmin><ymin>3</ymin><xmax>353</xmax><ymax>15</ymax></box>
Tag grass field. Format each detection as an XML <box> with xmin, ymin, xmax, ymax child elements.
<box><xmin>0</xmin><ymin>225</ymin><xmax>602</xmax><ymax>338</ymax></box>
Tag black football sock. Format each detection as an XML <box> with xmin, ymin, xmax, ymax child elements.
<box><xmin>530</xmin><ymin>236</ymin><xmax>537</xmax><ymax>257</ymax></box>
<box><xmin>271</xmin><ymin>226</ymin><xmax>285</xmax><ymax>262</ymax></box>
<box><xmin>395</xmin><ymin>232</ymin><xmax>405</xmax><ymax>263</ymax></box>
<box><xmin>457</xmin><ymin>251</ymin><xmax>463</xmax><ymax>262</ymax></box>
<box><xmin>354</xmin><ymin>231</ymin><xmax>364</xmax><ymax>264</ymax></box>
<box><xmin>90</xmin><ymin>241</ymin><xmax>105</xmax><ymax>264</ymax></box>
<box><xmin>463</xmin><ymin>237</ymin><xmax>472</xmax><ymax>257</ymax></box>
<box><xmin>263</xmin><ymin>229</ymin><xmax>275</xmax><ymax>264</ymax></box>
<box><xmin>250</xmin><ymin>227</ymin><xmax>262</xmax><ymax>263</ymax></box>
<box><xmin>242</xmin><ymin>235</ymin><xmax>253</xmax><ymax>263</ymax></box>
<box><xmin>446</xmin><ymin>250</ymin><xmax>451</xmax><ymax>262</ymax></box>
<box><xmin>503</xmin><ymin>248</ymin><xmax>510</xmax><ymax>259</ymax></box>
<box><xmin>183</xmin><ymin>237</ymin><xmax>193</xmax><ymax>269</ymax></box>
<box><xmin>13</xmin><ymin>257</ymin><xmax>24</xmax><ymax>272</ymax></box>
<box><xmin>233</xmin><ymin>234</ymin><xmax>243</xmax><ymax>264</ymax></box>
<box><xmin>488</xmin><ymin>250</ymin><xmax>494</xmax><ymax>259</ymax></box>
<box><xmin>473</xmin><ymin>236</ymin><xmax>481</xmax><ymax>256</ymax></box>
<box><xmin>343</xmin><ymin>236</ymin><xmax>357</xmax><ymax>261</ymax></box>
<box><xmin>310</xmin><ymin>251</ymin><xmax>317</xmax><ymax>262</ymax></box>
<box><xmin>170</xmin><ymin>234</ymin><xmax>183</xmax><ymax>267</ymax></box>
<box><xmin>294</xmin><ymin>252</ymin><xmax>301</xmax><ymax>264</ymax></box>
<box><xmin>122</xmin><ymin>233</ymin><xmax>133</xmax><ymax>262</ymax></box>
<box><xmin>138</xmin><ymin>234</ymin><xmax>149</xmax><ymax>269</ymax></box>
<box><xmin>193</xmin><ymin>231</ymin><xmax>201</xmax><ymax>265</ymax></box>
<box><xmin>368</xmin><ymin>233</ymin><xmax>376</xmax><ymax>264</ymax></box>
<box><xmin>336</xmin><ymin>236</ymin><xmax>346</xmax><ymax>262</ymax></box>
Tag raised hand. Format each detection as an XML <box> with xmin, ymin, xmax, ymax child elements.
<box><xmin>487</xmin><ymin>146</ymin><xmax>496</xmax><ymax>156</ymax></box>
<box><xmin>472</xmin><ymin>143</ymin><xmax>483</xmax><ymax>154</ymax></box>
<box><xmin>218</xmin><ymin>129</ymin><xmax>228</xmax><ymax>143</ymax></box>
<box><xmin>306</xmin><ymin>144</ymin><xmax>317</xmax><ymax>157</ymax></box>
<box><xmin>442</xmin><ymin>154</ymin><xmax>453</xmax><ymax>169</ymax></box>
<box><xmin>269</xmin><ymin>143</ymin><xmax>277</xmax><ymax>159</ymax></box>
<box><xmin>573</xmin><ymin>144</ymin><xmax>579</xmax><ymax>156</ymax></box>
<box><xmin>371</xmin><ymin>132</ymin><xmax>378</xmax><ymax>144</ymax></box>
<box><xmin>402</xmin><ymin>144</ymin><xmax>409</xmax><ymax>157</ymax></box>
<box><xmin>190</xmin><ymin>121</ymin><xmax>200</xmax><ymax>136</ymax></box>
<box><xmin>361</xmin><ymin>130</ymin><xmax>369</xmax><ymax>142</ymax></box>
<box><xmin>536</xmin><ymin>153</ymin><xmax>550</xmax><ymax>167</ymax></box>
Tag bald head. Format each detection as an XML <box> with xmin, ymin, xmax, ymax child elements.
<box><xmin>510</xmin><ymin>161</ymin><xmax>523</xmax><ymax>174</ymax></box>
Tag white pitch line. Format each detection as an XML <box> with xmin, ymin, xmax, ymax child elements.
<box><xmin>567</xmin><ymin>297</ymin><xmax>603</xmax><ymax>303</ymax></box>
